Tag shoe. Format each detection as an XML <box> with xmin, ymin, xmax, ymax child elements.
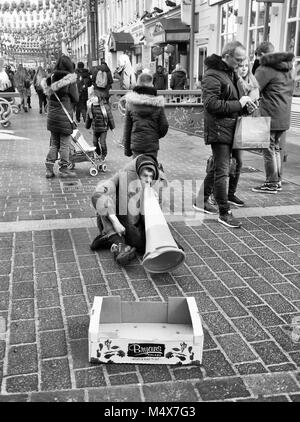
<box><xmin>90</xmin><ymin>234</ymin><xmax>111</xmax><ymax>251</ymax></box>
<box><xmin>58</xmin><ymin>168</ymin><xmax>76</xmax><ymax>178</ymax></box>
<box><xmin>251</xmin><ymin>183</ymin><xmax>278</xmax><ymax>194</ymax></box>
<box><xmin>218</xmin><ymin>211</ymin><xmax>242</xmax><ymax>228</ymax></box>
<box><xmin>111</xmin><ymin>243</ymin><xmax>136</xmax><ymax>266</ymax></box>
<box><xmin>193</xmin><ymin>201</ymin><xmax>218</xmax><ymax>215</ymax></box>
<box><xmin>228</xmin><ymin>195</ymin><xmax>245</xmax><ymax>207</ymax></box>
<box><xmin>208</xmin><ymin>194</ymin><xmax>217</xmax><ymax>206</ymax></box>
<box><xmin>45</xmin><ymin>162</ymin><xmax>55</xmax><ymax>179</ymax></box>
<box><xmin>276</xmin><ymin>182</ymin><xmax>282</xmax><ymax>191</ymax></box>
<box><xmin>23</xmin><ymin>106</ymin><xmax>28</xmax><ymax>112</ymax></box>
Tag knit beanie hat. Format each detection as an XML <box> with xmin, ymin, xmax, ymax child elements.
<box><xmin>136</xmin><ymin>155</ymin><xmax>159</xmax><ymax>181</ymax></box>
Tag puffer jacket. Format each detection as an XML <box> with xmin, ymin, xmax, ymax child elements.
<box><xmin>202</xmin><ymin>54</ymin><xmax>242</xmax><ymax>145</ymax></box>
<box><xmin>123</xmin><ymin>86</ymin><xmax>169</xmax><ymax>156</ymax></box>
<box><xmin>85</xmin><ymin>97</ymin><xmax>115</xmax><ymax>133</ymax></box>
<box><xmin>76</xmin><ymin>68</ymin><xmax>91</xmax><ymax>102</ymax></box>
<box><xmin>255</xmin><ymin>52</ymin><xmax>295</xmax><ymax>131</ymax></box>
<box><xmin>170</xmin><ymin>70</ymin><xmax>187</xmax><ymax>90</ymax></box>
<box><xmin>44</xmin><ymin>71</ymin><xmax>79</xmax><ymax>135</ymax></box>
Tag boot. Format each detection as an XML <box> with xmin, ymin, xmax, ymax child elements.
<box><xmin>58</xmin><ymin>167</ymin><xmax>76</xmax><ymax>178</ymax></box>
<box><xmin>27</xmin><ymin>97</ymin><xmax>32</xmax><ymax>109</ymax></box>
<box><xmin>90</xmin><ymin>233</ymin><xmax>113</xmax><ymax>251</ymax></box>
<box><xmin>45</xmin><ymin>162</ymin><xmax>55</xmax><ymax>179</ymax></box>
<box><xmin>109</xmin><ymin>234</ymin><xmax>136</xmax><ymax>266</ymax></box>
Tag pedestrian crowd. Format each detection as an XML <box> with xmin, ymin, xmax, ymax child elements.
<box><xmin>0</xmin><ymin>39</ymin><xmax>296</xmax><ymax>264</ymax></box>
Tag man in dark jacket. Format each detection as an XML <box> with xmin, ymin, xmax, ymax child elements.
<box><xmin>252</xmin><ymin>43</ymin><xmax>295</xmax><ymax>194</ymax></box>
<box><xmin>75</xmin><ymin>62</ymin><xmax>91</xmax><ymax>123</ymax></box>
<box><xmin>170</xmin><ymin>64</ymin><xmax>187</xmax><ymax>90</ymax></box>
<box><xmin>193</xmin><ymin>41</ymin><xmax>256</xmax><ymax>228</ymax></box>
<box><xmin>153</xmin><ymin>65</ymin><xmax>168</xmax><ymax>90</ymax></box>
<box><xmin>123</xmin><ymin>72</ymin><xmax>169</xmax><ymax>160</ymax></box>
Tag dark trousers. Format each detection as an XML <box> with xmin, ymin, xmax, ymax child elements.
<box><xmin>76</xmin><ymin>101</ymin><xmax>87</xmax><ymax>122</ymax></box>
<box><xmin>37</xmin><ymin>90</ymin><xmax>47</xmax><ymax>111</ymax></box>
<box><xmin>93</xmin><ymin>131</ymin><xmax>108</xmax><ymax>158</ymax></box>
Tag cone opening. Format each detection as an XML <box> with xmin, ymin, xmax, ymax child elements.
<box><xmin>143</xmin><ymin>248</ymin><xmax>185</xmax><ymax>274</ymax></box>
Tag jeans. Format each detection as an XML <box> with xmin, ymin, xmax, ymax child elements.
<box><xmin>263</xmin><ymin>130</ymin><xmax>285</xmax><ymax>185</ymax></box>
<box><xmin>37</xmin><ymin>90</ymin><xmax>47</xmax><ymax>111</ymax></box>
<box><xmin>195</xmin><ymin>145</ymin><xmax>241</xmax><ymax>213</ymax></box>
<box><xmin>93</xmin><ymin>131</ymin><xmax>108</xmax><ymax>158</ymax></box>
<box><xmin>132</xmin><ymin>151</ymin><xmax>158</xmax><ymax>160</ymax></box>
<box><xmin>46</xmin><ymin>132</ymin><xmax>72</xmax><ymax>169</ymax></box>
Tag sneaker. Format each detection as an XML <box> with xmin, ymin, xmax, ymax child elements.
<box><xmin>111</xmin><ymin>243</ymin><xmax>136</xmax><ymax>266</ymax></box>
<box><xmin>193</xmin><ymin>201</ymin><xmax>218</xmax><ymax>215</ymax></box>
<box><xmin>251</xmin><ymin>183</ymin><xmax>278</xmax><ymax>194</ymax></box>
<box><xmin>276</xmin><ymin>182</ymin><xmax>282</xmax><ymax>191</ymax></box>
<box><xmin>228</xmin><ymin>195</ymin><xmax>245</xmax><ymax>207</ymax></box>
<box><xmin>218</xmin><ymin>211</ymin><xmax>241</xmax><ymax>228</ymax></box>
<box><xmin>208</xmin><ymin>194</ymin><xmax>217</xmax><ymax>206</ymax></box>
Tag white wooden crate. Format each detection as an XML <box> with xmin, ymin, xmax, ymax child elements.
<box><xmin>89</xmin><ymin>296</ymin><xmax>203</xmax><ymax>365</ymax></box>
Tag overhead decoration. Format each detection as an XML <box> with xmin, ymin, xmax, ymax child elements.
<box><xmin>0</xmin><ymin>0</ymin><xmax>87</xmax><ymax>59</ymax></box>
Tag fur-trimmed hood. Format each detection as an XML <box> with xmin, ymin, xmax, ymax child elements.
<box><xmin>205</xmin><ymin>54</ymin><xmax>233</xmax><ymax>73</ymax></box>
<box><xmin>125</xmin><ymin>87</ymin><xmax>165</xmax><ymax>108</ymax></box>
<box><xmin>260</xmin><ymin>52</ymin><xmax>295</xmax><ymax>71</ymax></box>
<box><xmin>43</xmin><ymin>72</ymin><xmax>77</xmax><ymax>96</ymax></box>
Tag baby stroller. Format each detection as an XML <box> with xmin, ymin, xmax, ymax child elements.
<box><xmin>54</xmin><ymin>92</ymin><xmax>106</xmax><ymax>177</ymax></box>
<box><xmin>69</xmin><ymin>128</ymin><xmax>107</xmax><ymax>176</ymax></box>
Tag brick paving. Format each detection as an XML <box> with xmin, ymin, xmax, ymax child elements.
<box><xmin>0</xmin><ymin>94</ymin><xmax>300</xmax><ymax>402</ymax></box>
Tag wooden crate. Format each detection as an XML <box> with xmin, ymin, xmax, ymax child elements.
<box><xmin>89</xmin><ymin>296</ymin><xmax>203</xmax><ymax>365</ymax></box>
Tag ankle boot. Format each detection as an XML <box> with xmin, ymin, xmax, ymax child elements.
<box><xmin>109</xmin><ymin>234</ymin><xmax>136</xmax><ymax>265</ymax></box>
<box><xmin>45</xmin><ymin>162</ymin><xmax>55</xmax><ymax>178</ymax></box>
<box><xmin>58</xmin><ymin>167</ymin><xmax>76</xmax><ymax>178</ymax></box>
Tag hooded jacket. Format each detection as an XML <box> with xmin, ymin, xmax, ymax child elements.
<box><xmin>170</xmin><ymin>69</ymin><xmax>187</xmax><ymax>90</ymax></box>
<box><xmin>201</xmin><ymin>54</ymin><xmax>242</xmax><ymax>145</ymax></box>
<box><xmin>123</xmin><ymin>86</ymin><xmax>169</xmax><ymax>156</ymax></box>
<box><xmin>153</xmin><ymin>71</ymin><xmax>168</xmax><ymax>90</ymax></box>
<box><xmin>76</xmin><ymin>67</ymin><xmax>91</xmax><ymax>102</ymax></box>
<box><xmin>44</xmin><ymin>70</ymin><xmax>79</xmax><ymax>135</ymax></box>
<box><xmin>91</xmin><ymin>155</ymin><xmax>159</xmax><ymax>252</ymax></box>
<box><xmin>255</xmin><ymin>52</ymin><xmax>295</xmax><ymax>131</ymax></box>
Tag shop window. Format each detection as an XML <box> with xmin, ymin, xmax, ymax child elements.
<box><xmin>220</xmin><ymin>0</ymin><xmax>239</xmax><ymax>51</ymax></box>
<box><xmin>285</xmin><ymin>0</ymin><xmax>300</xmax><ymax>96</ymax></box>
<box><xmin>248</xmin><ymin>0</ymin><xmax>271</xmax><ymax>62</ymax></box>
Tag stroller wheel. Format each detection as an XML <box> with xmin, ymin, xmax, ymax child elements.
<box><xmin>1</xmin><ymin>121</ymin><xmax>11</xmax><ymax>128</ymax></box>
<box><xmin>90</xmin><ymin>167</ymin><xmax>98</xmax><ymax>177</ymax></box>
<box><xmin>97</xmin><ymin>164</ymin><xmax>102</xmax><ymax>171</ymax></box>
<box><xmin>101</xmin><ymin>163</ymin><xmax>107</xmax><ymax>173</ymax></box>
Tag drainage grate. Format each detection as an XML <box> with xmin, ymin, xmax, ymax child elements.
<box><xmin>60</xmin><ymin>180</ymin><xmax>83</xmax><ymax>192</ymax></box>
<box><xmin>241</xmin><ymin>166</ymin><xmax>262</xmax><ymax>173</ymax></box>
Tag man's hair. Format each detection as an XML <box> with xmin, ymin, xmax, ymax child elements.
<box><xmin>255</xmin><ymin>42</ymin><xmax>275</xmax><ymax>56</ymax></box>
<box><xmin>137</xmin><ymin>72</ymin><xmax>153</xmax><ymax>86</ymax></box>
<box><xmin>221</xmin><ymin>41</ymin><xmax>245</xmax><ymax>58</ymax></box>
<box><xmin>77</xmin><ymin>61</ymin><xmax>84</xmax><ymax>69</ymax></box>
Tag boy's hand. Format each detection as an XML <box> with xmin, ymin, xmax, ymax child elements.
<box><xmin>113</xmin><ymin>221</ymin><xmax>126</xmax><ymax>237</ymax></box>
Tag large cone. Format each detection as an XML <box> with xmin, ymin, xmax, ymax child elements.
<box><xmin>142</xmin><ymin>184</ymin><xmax>185</xmax><ymax>273</ymax></box>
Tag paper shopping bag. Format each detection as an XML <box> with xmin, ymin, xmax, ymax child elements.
<box><xmin>232</xmin><ymin>116</ymin><xmax>271</xmax><ymax>149</ymax></box>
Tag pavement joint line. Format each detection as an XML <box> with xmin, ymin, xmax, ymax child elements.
<box><xmin>1</xmin><ymin>204</ymin><xmax>300</xmax><ymax>233</ymax></box>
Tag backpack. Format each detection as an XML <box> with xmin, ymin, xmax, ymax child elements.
<box><xmin>24</xmin><ymin>79</ymin><xmax>31</xmax><ymax>89</ymax></box>
<box><xmin>95</xmin><ymin>70</ymin><xmax>107</xmax><ymax>88</ymax></box>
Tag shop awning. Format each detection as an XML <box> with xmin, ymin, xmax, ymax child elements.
<box><xmin>108</xmin><ymin>32</ymin><xmax>134</xmax><ymax>52</ymax></box>
<box><xmin>152</xmin><ymin>18</ymin><xmax>190</xmax><ymax>43</ymax></box>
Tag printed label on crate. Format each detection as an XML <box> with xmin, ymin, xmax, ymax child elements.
<box><xmin>127</xmin><ymin>343</ymin><xmax>165</xmax><ymax>358</ymax></box>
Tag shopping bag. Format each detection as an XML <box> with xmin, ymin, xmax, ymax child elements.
<box><xmin>232</xmin><ymin>116</ymin><xmax>271</xmax><ymax>149</ymax></box>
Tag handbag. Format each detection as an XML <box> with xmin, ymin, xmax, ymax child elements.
<box><xmin>232</xmin><ymin>115</ymin><xmax>271</xmax><ymax>150</ymax></box>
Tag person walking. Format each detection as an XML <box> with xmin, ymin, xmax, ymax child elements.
<box><xmin>85</xmin><ymin>89</ymin><xmax>115</xmax><ymax>162</ymax></box>
<box><xmin>75</xmin><ymin>61</ymin><xmax>91</xmax><ymax>123</ymax></box>
<box><xmin>44</xmin><ymin>55</ymin><xmax>79</xmax><ymax>178</ymax></box>
<box><xmin>14</xmin><ymin>64</ymin><xmax>29</xmax><ymax>112</ymax></box>
<box><xmin>33</xmin><ymin>66</ymin><xmax>47</xmax><ymax>114</ymax></box>
<box><xmin>122</xmin><ymin>72</ymin><xmax>169</xmax><ymax>160</ymax></box>
<box><xmin>251</xmin><ymin>43</ymin><xmax>295</xmax><ymax>194</ymax></box>
<box><xmin>153</xmin><ymin>65</ymin><xmax>168</xmax><ymax>90</ymax></box>
<box><xmin>170</xmin><ymin>64</ymin><xmax>187</xmax><ymax>90</ymax></box>
<box><xmin>193</xmin><ymin>41</ymin><xmax>256</xmax><ymax>228</ymax></box>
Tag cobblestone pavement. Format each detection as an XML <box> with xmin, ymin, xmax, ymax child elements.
<box><xmin>0</xmin><ymin>94</ymin><xmax>300</xmax><ymax>402</ymax></box>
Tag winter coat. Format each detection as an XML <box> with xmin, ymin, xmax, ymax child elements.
<box><xmin>123</xmin><ymin>86</ymin><xmax>169</xmax><ymax>156</ymax></box>
<box><xmin>85</xmin><ymin>97</ymin><xmax>115</xmax><ymax>133</ymax></box>
<box><xmin>255</xmin><ymin>52</ymin><xmax>295</xmax><ymax>131</ymax></box>
<box><xmin>76</xmin><ymin>68</ymin><xmax>91</xmax><ymax>102</ymax></box>
<box><xmin>153</xmin><ymin>72</ymin><xmax>168</xmax><ymax>90</ymax></box>
<box><xmin>170</xmin><ymin>70</ymin><xmax>187</xmax><ymax>90</ymax></box>
<box><xmin>44</xmin><ymin>71</ymin><xmax>79</xmax><ymax>136</ymax></box>
<box><xmin>14</xmin><ymin>68</ymin><xmax>30</xmax><ymax>96</ymax></box>
<box><xmin>201</xmin><ymin>54</ymin><xmax>243</xmax><ymax>146</ymax></box>
<box><xmin>91</xmin><ymin>157</ymin><xmax>146</xmax><ymax>252</ymax></box>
